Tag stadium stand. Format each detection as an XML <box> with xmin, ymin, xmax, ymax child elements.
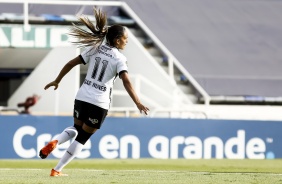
<box><xmin>122</xmin><ymin>0</ymin><xmax>282</xmax><ymax>105</ymax></box>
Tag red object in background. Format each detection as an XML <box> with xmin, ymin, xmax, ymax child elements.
<box><xmin>17</xmin><ymin>95</ymin><xmax>40</xmax><ymax>114</ymax></box>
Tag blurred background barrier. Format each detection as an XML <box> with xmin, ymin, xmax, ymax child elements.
<box><xmin>0</xmin><ymin>115</ymin><xmax>280</xmax><ymax>159</ymax></box>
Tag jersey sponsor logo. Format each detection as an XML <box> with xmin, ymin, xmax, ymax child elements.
<box><xmin>98</xmin><ymin>49</ymin><xmax>113</xmax><ymax>58</ymax></box>
<box><xmin>100</xmin><ymin>45</ymin><xmax>112</xmax><ymax>52</ymax></box>
<box><xmin>89</xmin><ymin>118</ymin><xmax>99</xmax><ymax>124</ymax></box>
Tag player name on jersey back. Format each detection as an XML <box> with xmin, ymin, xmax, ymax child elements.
<box><xmin>83</xmin><ymin>79</ymin><xmax>106</xmax><ymax>92</ymax></box>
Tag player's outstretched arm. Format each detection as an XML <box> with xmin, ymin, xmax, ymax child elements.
<box><xmin>44</xmin><ymin>56</ymin><xmax>82</xmax><ymax>90</ymax></box>
<box><xmin>120</xmin><ymin>72</ymin><xmax>150</xmax><ymax>115</ymax></box>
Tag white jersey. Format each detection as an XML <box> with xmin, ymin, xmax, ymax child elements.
<box><xmin>75</xmin><ymin>44</ymin><xmax>128</xmax><ymax>109</ymax></box>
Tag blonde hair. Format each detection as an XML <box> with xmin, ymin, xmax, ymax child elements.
<box><xmin>69</xmin><ymin>8</ymin><xmax>108</xmax><ymax>48</ymax></box>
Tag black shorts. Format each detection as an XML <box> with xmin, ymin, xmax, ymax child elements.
<box><xmin>73</xmin><ymin>99</ymin><xmax>108</xmax><ymax>129</ymax></box>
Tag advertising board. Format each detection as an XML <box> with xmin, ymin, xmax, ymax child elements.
<box><xmin>0</xmin><ymin>116</ymin><xmax>280</xmax><ymax>159</ymax></box>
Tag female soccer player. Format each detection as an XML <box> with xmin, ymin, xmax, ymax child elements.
<box><xmin>39</xmin><ymin>8</ymin><xmax>149</xmax><ymax>176</ymax></box>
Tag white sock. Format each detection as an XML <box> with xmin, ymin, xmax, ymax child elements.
<box><xmin>55</xmin><ymin>126</ymin><xmax>78</xmax><ymax>145</ymax></box>
<box><xmin>54</xmin><ymin>140</ymin><xmax>83</xmax><ymax>172</ymax></box>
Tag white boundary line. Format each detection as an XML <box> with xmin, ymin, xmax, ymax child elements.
<box><xmin>1</xmin><ymin>168</ymin><xmax>282</xmax><ymax>175</ymax></box>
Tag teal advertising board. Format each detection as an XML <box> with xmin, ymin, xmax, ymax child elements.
<box><xmin>0</xmin><ymin>24</ymin><xmax>71</xmax><ymax>48</ymax></box>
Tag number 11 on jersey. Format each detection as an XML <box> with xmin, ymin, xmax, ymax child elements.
<box><xmin>91</xmin><ymin>57</ymin><xmax>109</xmax><ymax>82</ymax></box>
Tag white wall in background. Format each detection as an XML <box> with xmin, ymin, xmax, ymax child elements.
<box><xmin>8</xmin><ymin>47</ymin><xmax>79</xmax><ymax>115</ymax></box>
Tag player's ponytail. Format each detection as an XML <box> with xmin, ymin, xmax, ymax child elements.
<box><xmin>69</xmin><ymin>8</ymin><xmax>108</xmax><ymax>48</ymax></box>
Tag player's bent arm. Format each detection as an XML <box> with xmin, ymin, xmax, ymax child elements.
<box><xmin>54</xmin><ymin>56</ymin><xmax>83</xmax><ymax>84</ymax></box>
<box><xmin>44</xmin><ymin>56</ymin><xmax>83</xmax><ymax>90</ymax></box>
<box><xmin>120</xmin><ymin>72</ymin><xmax>149</xmax><ymax>115</ymax></box>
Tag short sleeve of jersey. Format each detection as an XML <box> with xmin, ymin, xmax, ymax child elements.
<box><xmin>80</xmin><ymin>47</ymin><xmax>95</xmax><ymax>65</ymax></box>
<box><xmin>116</xmin><ymin>54</ymin><xmax>128</xmax><ymax>77</ymax></box>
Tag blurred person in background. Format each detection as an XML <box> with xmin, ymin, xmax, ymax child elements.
<box><xmin>39</xmin><ymin>8</ymin><xmax>149</xmax><ymax>176</ymax></box>
<box><xmin>17</xmin><ymin>94</ymin><xmax>40</xmax><ymax>114</ymax></box>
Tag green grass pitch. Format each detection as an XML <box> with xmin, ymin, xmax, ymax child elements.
<box><xmin>0</xmin><ymin>159</ymin><xmax>282</xmax><ymax>184</ymax></box>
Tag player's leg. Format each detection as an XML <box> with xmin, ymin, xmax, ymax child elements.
<box><xmin>55</xmin><ymin>118</ymin><xmax>82</xmax><ymax>145</ymax></box>
<box><xmin>51</xmin><ymin>102</ymin><xmax>108</xmax><ymax>176</ymax></box>
<box><xmin>52</xmin><ymin>123</ymin><xmax>98</xmax><ymax>174</ymax></box>
<box><xmin>39</xmin><ymin>120</ymin><xmax>81</xmax><ymax>159</ymax></box>
<box><xmin>55</xmin><ymin>100</ymin><xmax>84</xmax><ymax>145</ymax></box>
<box><xmin>39</xmin><ymin>100</ymin><xmax>85</xmax><ymax>159</ymax></box>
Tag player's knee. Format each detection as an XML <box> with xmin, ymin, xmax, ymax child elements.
<box><xmin>75</xmin><ymin>129</ymin><xmax>93</xmax><ymax>145</ymax></box>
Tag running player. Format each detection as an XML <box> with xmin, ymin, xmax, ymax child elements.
<box><xmin>39</xmin><ymin>8</ymin><xmax>149</xmax><ymax>176</ymax></box>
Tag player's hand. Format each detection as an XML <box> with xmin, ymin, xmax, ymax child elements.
<box><xmin>44</xmin><ymin>81</ymin><xmax>59</xmax><ymax>90</ymax></box>
<box><xmin>136</xmin><ymin>103</ymin><xmax>150</xmax><ymax>115</ymax></box>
